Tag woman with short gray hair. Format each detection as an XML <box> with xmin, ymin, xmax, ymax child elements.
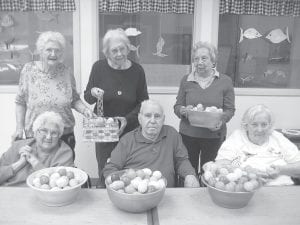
<box><xmin>14</xmin><ymin>31</ymin><xmax>94</xmax><ymax>158</ymax></box>
<box><xmin>1</xmin><ymin>111</ymin><xmax>73</xmax><ymax>186</ymax></box>
<box><xmin>174</xmin><ymin>41</ymin><xmax>235</xmax><ymax>176</ymax></box>
<box><xmin>84</xmin><ymin>28</ymin><xmax>149</xmax><ymax>188</ymax></box>
<box><xmin>216</xmin><ymin>104</ymin><xmax>300</xmax><ymax>186</ymax></box>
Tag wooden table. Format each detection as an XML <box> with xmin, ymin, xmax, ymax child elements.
<box><xmin>0</xmin><ymin>187</ymin><xmax>150</xmax><ymax>225</ymax></box>
<box><xmin>156</xmin><ymin>186</ymin><xmax>300</xmax><ymax>225</ymax></box>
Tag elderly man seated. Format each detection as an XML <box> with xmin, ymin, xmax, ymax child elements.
<box><xmin>215</xmin><ymin>104</ymin><xmax>300</xmax><ymax>185</ymax></box>
<box><xmin>103</xmin><ymin>99</ymin><xmax>199</xmax><ymax>187</ymax></box>
<box><xmin>0</xmin><ymin>111</ymin><xmax>74</xmax><ymax>186</ymax></box>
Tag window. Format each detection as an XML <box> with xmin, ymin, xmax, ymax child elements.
<box><xmin>0</xmin><ymin>12</ymin><xmax>73</xmax><ymax>86</ymax></box>
<box><xmin>99</xmin><ymin>12</ymin><xmax>193</xmax><ymax>87</ymax></box>
<box><xmin>218</xmin><ymin>14</ymin><xmax>300</xmax><ymax>89</ymax></box>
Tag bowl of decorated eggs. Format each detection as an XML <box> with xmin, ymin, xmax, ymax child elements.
<box><xmin>105</xmin><ymin>168</ymin><xmax>167</xmax><ymax>213</ymax></box>
<box><xmin>201</xmin><ymin>161</ymin><xmax>263</xmax><ymax>209</ymax></box>
<box><xmin>187</xmin><ymin>104</ymin><xmax>223</xmax><ymax>129</ymax></box>
<box><xmin>26</xmin><ymin>166</ymin><xmax>88</xmax><ymax>206</ymax></box>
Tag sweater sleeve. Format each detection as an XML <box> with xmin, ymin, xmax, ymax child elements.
<box><xmin>173</xmin><ymin>130</ymin><xmax>197</xmax><ymax>177</ymax></box>
<box><xmin>174</xmin><ymin>76</ymin><xmax>187</xmax><ymax>119</ymax></box>
<box><xmin>124</xmin><ymin>65</ymin><xmax>149</xmax><ymax>126</ymax></box>
<box><xmin>84</xmin><ymin>62</ymin><xmax>98</xmax><ymax>105</ymax></box>
<box><xmin>221</xmin><ymin>76</ymin><xmax>235</xmax><ymax>123</ymax></box>
<box><xmin>0</xmin><ymin>143</ymin><xmax>19</xmax><ymax>184</ymax></box>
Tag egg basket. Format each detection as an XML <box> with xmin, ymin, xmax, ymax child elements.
<box><xmin>82</xmin><ymin>117</ymin><xmax>119</xmax><ymax>142</ymax></box>
<box><xmin>187</xmin><ymin>110</ymin><xmax>223</xmax><ymax>129</ymax></box>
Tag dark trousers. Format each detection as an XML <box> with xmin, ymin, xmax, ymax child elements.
<box><xmin>181</xmin><ymin>134</ymin><xmax>224</xmax><ymax>175</ymax></box>
<box><xmin>95</xmin><ymin>142</ymin><xmax>118</xmax><ymax>187</ymax></box>
<box><xmin>61</xmin><ymin>132</ymin><xmax>76</xmax><ymax>160</ymax></box>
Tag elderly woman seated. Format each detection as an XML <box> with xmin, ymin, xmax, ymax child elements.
<box><xmin>215</xmin><ymin>104</ymin><xmax>300</xmax><ymax>186</ymax></box>
<box><xmin>0</xmin><ymin>111</ymin><xmax>74</xmax><ymax>186</ymax></box>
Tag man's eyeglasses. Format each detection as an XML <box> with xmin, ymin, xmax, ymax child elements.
<box><xmin>38</xmin><ymin>128</ymin><xmax>60</xmax><ymax>138</ymax></box>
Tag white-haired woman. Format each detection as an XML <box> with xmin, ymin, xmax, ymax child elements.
<box><xmin>1</xmin><ymin>111</ymin><xmax>74</xmax><ymax>186</ymax></box>
<box><xmin>174</xmin><ymin>41</ymin><xmax>235</xmax><ymax>175</ymax></box>
<box><xmin>13</xmin><ymin>31</ymin><xmax>94</xmax><ymax>158</ymax></box>
<box><xmin>215</xmin><ymin>104</ymin><xmax>300</xmax><ymax>185</ymax></box>
<box><xmin>84</xmin><ymin>28</ymin><xmax>149</xmax><ymax>188</ymax></box>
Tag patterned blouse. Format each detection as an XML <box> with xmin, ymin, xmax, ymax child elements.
<box><xmin>15</xmin><ymin>61</ymin><xmax>80</xmax><ymax>137</ymax></box>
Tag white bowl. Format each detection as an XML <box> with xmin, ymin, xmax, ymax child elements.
<box><xmin>27</xmin><ymin>167</ymin><xmax>88</xmax><ymax>206</ymax></box>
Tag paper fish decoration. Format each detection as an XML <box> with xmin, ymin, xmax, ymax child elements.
<box><xmin>241</xmin><ymin>52</ymin><xmax>254</xmax><ymax>63</ymax></box>
<box><xmin>264</xmin><ymin>69</ymin><xmax>286</xmax><ymax>78</ymax></box>
<box><xmin>239</xmin><ymin>28</ymin><xmax>262</xmax><ymax>43</ymax></box>
<box><xmin>0</xmin><ymin>67</ymin><xmax>9</xmax><ymax>72</ymax></box>
<box><xmin>266</xmin><ymin>27</ymin><xmax>290</xmax><ymax>44</ymax></box>
<box><xmin>6</xmin><ymin>63</ymin><xmax>18</xmax><ymax>71</ymax></box>
<box><xmin>152</xmin><ymin>37</ymin><xmax>168</xmax><ymax>57</ymax></box>
<box><xmin>129</xmin><ymin>44</ymin><xmax>140</xmax><ymax>58</ymax></box>
<box><xmin>125</xmin><ymin>27</ymin><xmax>142</xmax><ymax>37</ymax></box>
<box><xmin>1</xmin><ymin>14</ymin><xmax>14</xmax><ymax>27</ymax></box>
<box><xmin>240</xmin><ymin>75</ymin><xmax>254</xmax><ymax>84</ymax></box>
<box><xmin>0</xmin><ymin>44</ymin><xmax>29</xmax><ymax>52</ymax></box>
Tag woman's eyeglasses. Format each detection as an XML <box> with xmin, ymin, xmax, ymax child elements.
<box><xmin>38</xmin><ymin>128</ymin><xmax>60</xmax><ymax>138</ymax></box>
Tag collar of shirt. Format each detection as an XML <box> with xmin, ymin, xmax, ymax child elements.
<box><xmin>187</xmin><ymin>69</ymin><xmax>220</xmax><ymax>88</ymax></box>
<box><xmin>135</xmin><ymin>126</ymin><xmax>168</xmax><ymax>144</ymax></box>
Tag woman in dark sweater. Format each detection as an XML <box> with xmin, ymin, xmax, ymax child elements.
<box><xmin>84</xmin><ymin>28</ymin><xmax>149</xmax><ymax>187</ymax></box>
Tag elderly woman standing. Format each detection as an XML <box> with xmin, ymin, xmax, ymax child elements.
<box><xmin>84</xmin><ymin>28</ymin><xmax>149</xmax><ymax>187</ymax></box>
<box><xmin>13</xmin><ymin>31</ymin><xmax>94</xmax><ymax>157</ymax></box>
<box><xmin>1</xmin><ymin>111</ymin><xmax>73</xmax><ymax>186</ymax></box>
<box><xmin>216</xmin><ymin>104</ymin><xmax>300</xmax><ymax>186</ymax></box>
<box><xmin>174</xmin><ymin>41</ymin><xmax>235</xmax><ymax>175</ymax></box>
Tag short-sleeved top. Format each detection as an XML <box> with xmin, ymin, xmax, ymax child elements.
<box><xmin>216</xmin><ymin>129</ymin><xmax>300</xmax><ymax>185</ymax></box>
<box><xmin>15</xmin><ymin>62</ymin><xmax>80</xmax><ymax>137</ymax></box>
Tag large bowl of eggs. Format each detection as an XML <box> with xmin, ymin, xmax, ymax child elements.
<box><xmin>105</xmin><ymin>168</ymin><xmax>167</xmax><ymax>213</ymax></box>
<box><xmin>26</xmin><ymin>166</ymin><xmax>88</xmax><ymax>206</ymax></box>
<box><xmin>202</xmin><ymin>161</ymin><xmax>263</xmax><ymax>209</ymax></box>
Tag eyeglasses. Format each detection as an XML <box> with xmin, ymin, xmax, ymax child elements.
<box><xmin>38</xmin><ymin>128</ymin><xmax>60</xmax><ymax>138</ymax></box>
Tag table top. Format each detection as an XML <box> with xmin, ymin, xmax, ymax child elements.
<box><xmin>0</xmin><ymin>187</ymin><xmax>149</xmax><ymax>225</ymax></box>
<box><xmin>1</xmin><ymin>186</ymin><xmax>300</xmax><ymax>225</ymax></box>
<box><xmin>156</xmin><ymin>186</ymin><xmax>300</xmax><ymax>225</ymax></box>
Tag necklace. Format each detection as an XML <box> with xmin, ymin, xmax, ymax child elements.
<box><xmin>108</xmin><ymin>60</ymin><xmax>132</xmax><ymax>96</ymax></box>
